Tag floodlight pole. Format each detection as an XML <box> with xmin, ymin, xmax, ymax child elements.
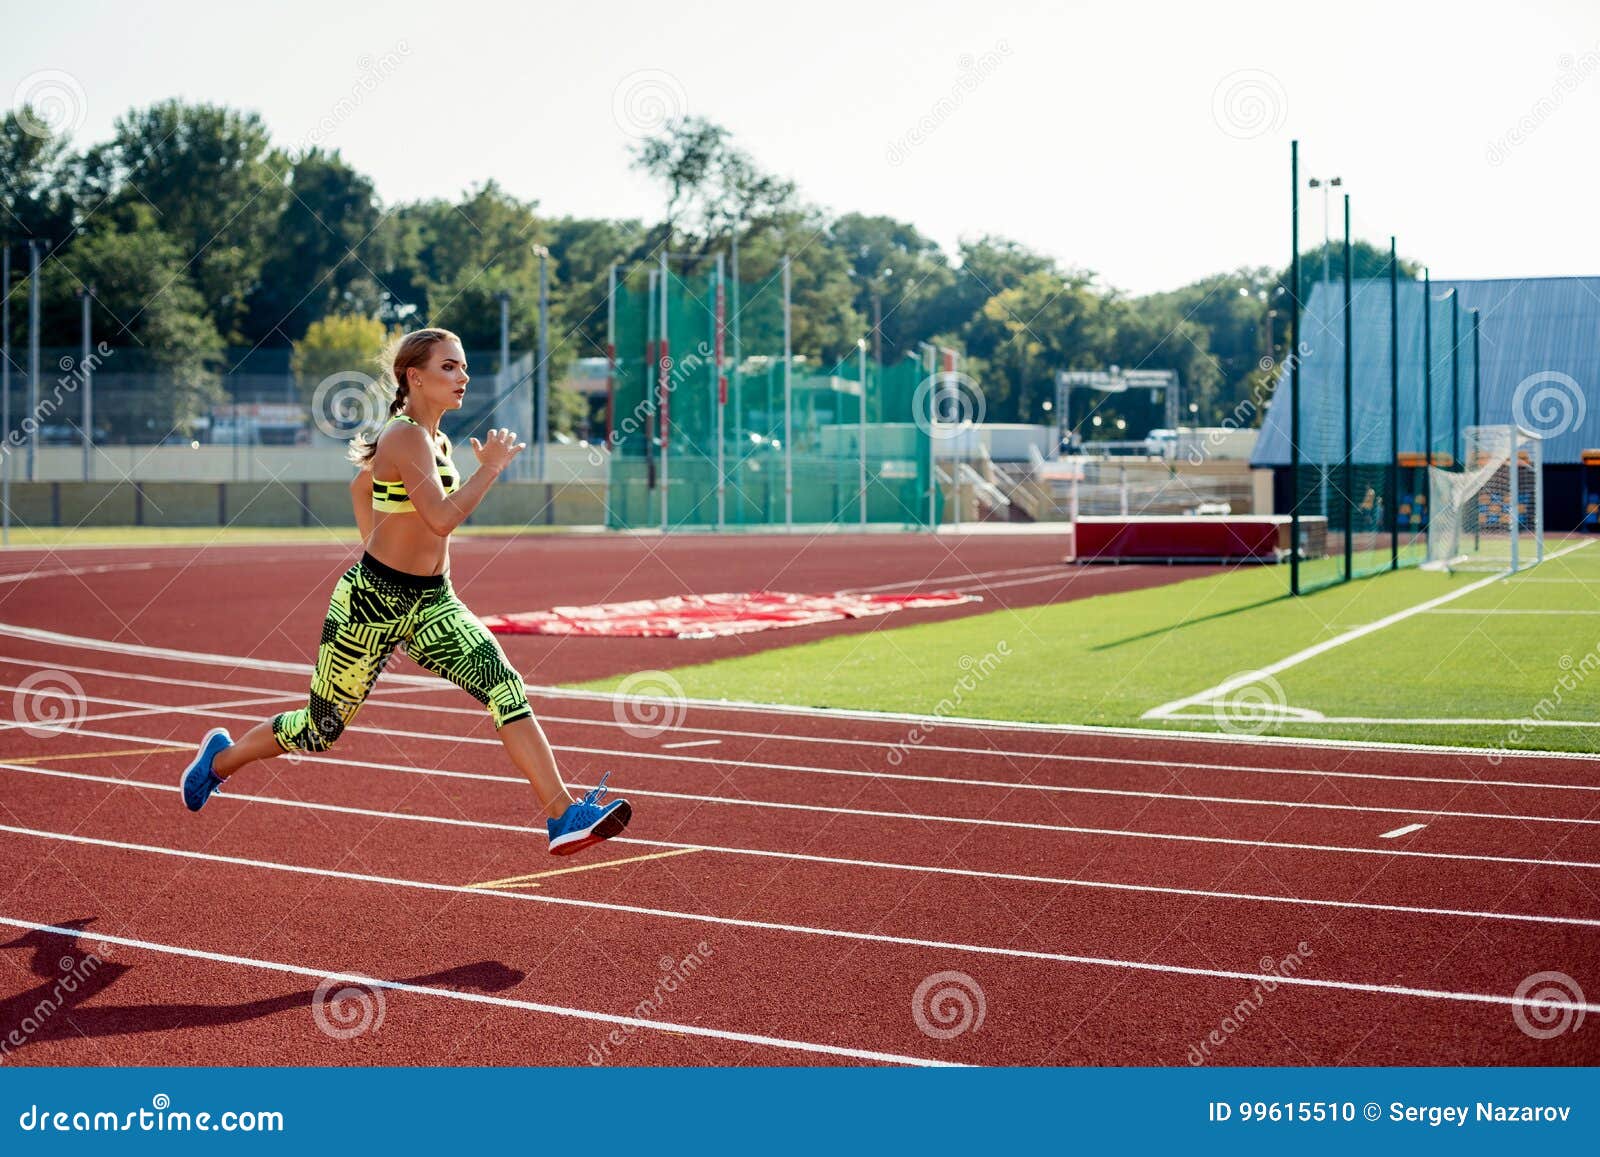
<box><xmin>1422</xmin><ymin>269</ymin><xmax>1433</xmax><ymax>471</ymax></box>
<box><xmin>782</xmin><ymin>254</ymin><xmax>792</xmax><ymax>530</ymax></box>
<box><xmin>605</xmin><ymin>262</ymin><xmax>616</xmax><ymax>444</ymax></box>
<box><xmin>857</xmin><ymin>337</ymin><xmax>867</xmax><ymax>526</ymax></box>
<box><xmin>715</xmin><ymin>251</ymin><xmax>726</xmax><ymax>530</ymax></box>
<box><xmin>81</xmin><ymin>287</ymin><xmax>93</xmax><ymax>482</ymax></box>
<box><xmin>27</xmin><ymin>239</ymin><xmax>41</xmax><ymax>483</ymax></box>
<box><xmin>536</xmin><ymin>246</ymin><xmax>550</xmax><ymax>483</ymax></box>
<box><xmin>919</xmin><ymin>340</ymin><xmax>937</xmax><ymax>531</ymax></box>
<box><xmin>1342</xmin><ymin>194</ymin><xmax>1352</xmax><ymax>582</ymax></box>
<box><xmin>659</xmin><ymin>248</ymin><xmax>670</xmax><ymax>531</ymax></box>
<box><xmin>1470</xmin><ymin>309</ymin><xmax>1481</xmax><ymax>430</ymax></box>
<box><xmin>1388</xmin><ymin>237</ymin><xmax>1399</xmax><ymax>571</ymax></box>
<box><xmin>1289</xmin><ymin>142</ymin><xmax>1301</xmax><ymax>595</ymax></box>
<box><xmin>1450</xmin><ymin>290</ymin><xmax>1460</xmax><ymax>470</ymax></box>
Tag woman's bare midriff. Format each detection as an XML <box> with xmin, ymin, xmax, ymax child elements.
<box><xmin>367</xmin><ymin>510</ymin><xmax>450</xmax><ymax>576</ymax></box>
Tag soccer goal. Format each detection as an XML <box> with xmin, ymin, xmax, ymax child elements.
<box><xmin>1426</xmin><ymin>425</ymin><xmax>1544</xmax><ymax>573</ymax></box>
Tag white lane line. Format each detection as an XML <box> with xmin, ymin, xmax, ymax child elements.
<box><xmin>0</xmin><ymin>915</ymin><xmax>952</xmax><ymax>1067</ymax></box>
<box><xmin>948</xmin><ymin>571</ymin><xmax>1081</xmax><ymax>594</ymax></box>
<box><xmin>1144</xmin><ymin>539</ymin><xmax>1596</xmax><ymax>721</ymax></box>
<box><xmin>660</xmin><ymin>739</ymin><xmax>721</xmax><ymax>750</ymax></box>
<box><xmin>1380</xmin><ymin>823</ymin><xmax>1428</xmax><ymax>839</ymax></box>
<box><xmin>1422</xmin><ymin>609</ymin><xmax>1600</xmax><ymax>615</ymax></box>
<box><xmin>11</xmin><ymin>707</ymin><xmax>1599</xmax><ymax>829</ymax></box>
<box><xmin>8</xmin><ymin>758</ymin><xmax>1600</xmax><ymax>872</ymax></box>
<box><xmin>2</xmin><ymin>835</ymin><xmax>1593</xmax><ymax>1019</ymax></box>
<box><xmin>14</xmin><ymin>617</ymin><xmax>1590</xmax><ymax>760</ymax></box>
<box><xmin>17</xmin><ymin>653</ymin><xmax>1600</xmax><ymax>791</ymax></box>
<box><xmin>4</xmin><ymin>811</ymin><xmax>1595</xmax><ymax>930</ymax></box>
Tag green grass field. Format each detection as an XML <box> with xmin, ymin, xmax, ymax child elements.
<box><xmin>577</xmin><ymin>538</ymin><xmax>1600</xmax><ymax>755</ymax></box>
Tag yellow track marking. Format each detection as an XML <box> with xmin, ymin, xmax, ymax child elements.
<box><xmin>1</xmin><ymin>745</ymin><xmax>183</xmax><ymax>765</ymax></box>
<box><xmin>468</xmin><ymin>847</ymin><xmax>701</xmax><ymax>890</ymax></box>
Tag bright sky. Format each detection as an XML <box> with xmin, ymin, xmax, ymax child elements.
<box><xmin>7</xmin><ymin>0</ymin><xmax>1598</xmax><ymax>294</ymax></box>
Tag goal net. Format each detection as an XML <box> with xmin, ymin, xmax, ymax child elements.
<box><xmin>1427</xmin><ymin>425</ymin><xmax>1544</xmax><ymax>572</ymax></box>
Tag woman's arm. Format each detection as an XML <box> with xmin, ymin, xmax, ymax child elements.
<box><xmin>350</xmin><ymin>464</ymin><xmax>374</xmax><ymax>543</ymax></box>
<box><xmin>387</xmin><ymin>425</ymin><xmax>524</xmax><ymax>537</ymax></box>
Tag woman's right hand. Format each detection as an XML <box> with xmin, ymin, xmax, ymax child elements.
<box><xmin>470</xmin><ymin>427</ymin><xmax>527</xmax><ymax>474</ymax></box>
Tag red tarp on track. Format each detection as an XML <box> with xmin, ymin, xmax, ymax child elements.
<box><xmin>480</xmin><ymin>590</ymin><xmax>981</xmax><ymax>639</ymax></box>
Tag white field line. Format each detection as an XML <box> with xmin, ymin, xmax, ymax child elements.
<box><xmin>0</xmin><ymin>914</ymin><xmax>952</xmax><ymax>1067</ymax></box>
<box><xmin>948</xmin><ymin>571</ymin><xmax>1082</xmax><ymax>594</ymax></box>
<box><xmin>1423</xmin><ymin>608</ymin><xmax>1600</xmax><ymax>615</ymax></box>
<box><xmin>13</xmin><ymin>618</ymin><xmax>1593</xmax><ymax>761</ymax></box>
<box><xmin>1144</xmin><ymin>540</ymin><xmax>1595</xmax><ymax>721</ymax></box>
<box><xmin>1157</xmin><ymin>712</ymin><xmax>1600</xmax><ymax>731</ymax></box>
<box><xmin>7</xmin><ymin>656</ymin><xmax>1600</xmax><ymax>798</ymax></box>
<box><xmin>9</xmin><ymin>702</ymin><xmax>1599</xmax><ymax>828</ymax></box>
<box><xmin>3</xmin><ymin>830</ymin><xmax>1596</xmax><ymax>1017</ymax></box>
<box><xmin>8</xmin><ymin>758</ymin><xmax>1600</xmax><ymax>873</ymax></box>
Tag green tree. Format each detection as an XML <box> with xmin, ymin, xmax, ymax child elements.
<box><xmin>0</xmin><ymin>108</ymin><xmax>75</xmax><ymax>244</ymax></box>
<box><xmin>291</xmin><ymin>312</ymin><xmax>394</xmax><ymax>401</ymax></box>
<box><xmin>830</xmin><ymin>213</ymin><xmax>954</xmax><ymax>364</ymax></box>
<box><xmin>246</xmin><ymin>149</ymin><xmax>388</xmax><ymax>344</ymax></box>
<box><xmin>49</xmin><ymin>208</ymin><xmax>224</xmax><ymax>441</ymax></box>
<box><xmin>80</xmin><ymin>101</ymin><xmax>289</xmax><ymax>341</ymax></box>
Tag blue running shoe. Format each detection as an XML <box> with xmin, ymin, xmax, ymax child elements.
<box><xmin>181</xmin><ymin>727</ymin><xmax>233</xmax><ymax>812</ymax></box>
<box><xmin>546</xmin><ymin>772</ymin><xmax>632</xmax><ymax>856</ymax></box>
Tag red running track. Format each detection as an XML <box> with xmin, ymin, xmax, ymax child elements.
<box><xmin>0</xmin><ymin>533</ymin><xmax>1596</xmax><ymax>1066</ymax></box>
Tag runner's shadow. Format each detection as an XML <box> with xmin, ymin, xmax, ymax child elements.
<box><xmin>0</xmin><ymin>917</ymin><xmax>525</xmax><ymax>1059</ymax></box>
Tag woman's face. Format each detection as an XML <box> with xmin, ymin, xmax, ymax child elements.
<box><xmin>408</xmin><ymin>339</ymin><xmax>469</xmax><ymax>410</ymax></box>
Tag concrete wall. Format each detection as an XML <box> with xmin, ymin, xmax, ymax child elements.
<box><xmin>0</xmin><ymin>480</ymin><xmax>609</xmax><ymax>528</ymax></box>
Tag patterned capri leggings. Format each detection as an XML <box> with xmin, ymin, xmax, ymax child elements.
<box><xmin>272</xmin><ymin>552</ymin><xmax>532</xmax><ymax>753</ymax></box>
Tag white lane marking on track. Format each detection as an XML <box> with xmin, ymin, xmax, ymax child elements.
<box><xmin>3</xmin><ymin>797</ymin><xmax>1596</xmax><ymax>928</ymax></box>
<box><xmin>12</xmin><ymin>618</ymin><xmax>1592</xmax><ymax>760</ymax></box>
<box><xmin>1</xmin><ymin>836</ymin><xmax>1594</xmax><ymax>1017</ymax></box>
<box><xmin>11</xmin><ymin>706</ymin><xmax>1600</xmax><ymax>828</ymax></box>
<box><xmin>8</xmin><ymin>758</ymin><xmax>1600</xmax><ymax>872</ymax></box>
<box><xmin>660</xmin><ymin>739</ymin><xmax>721</xmax><ymax>750</ymax></box>
<box><xmin>1380</xmin><ymin>823</ymin><xmax>1428</xmax><ymax>839</ymax></box>
<box><xmin>6</xmin><ymin>652</ymin><xmax>1598</xmax><ymax>792</ymax></box>
<box><xmin>1143</xmin><ymin>539</ymin><xmax>1596</xmax><ymax>722</ymax></box>
<box><xmin>0</xmin><ymin>915</ymin><xmax>954</xmax><ymax>1067</ymax></box>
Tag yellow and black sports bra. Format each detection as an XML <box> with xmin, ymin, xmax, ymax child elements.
<box><xmin>371</xmin><ymin>414</ymin><xmax>460</xmax><ymax>512</ymax></box>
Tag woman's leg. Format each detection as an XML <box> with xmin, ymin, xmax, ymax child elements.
<box><xmin>215</xmin><ymin>565</ymin><xmax>400</xmax><ymax>780</ymax></box>
<box><xmin>406</xmin><ymin>590</ymin><xmax>575</xmax><ymax>818</ymax></box>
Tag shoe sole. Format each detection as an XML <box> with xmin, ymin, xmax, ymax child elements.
<box><xmin>548</xmin><ymin>800</ymin><xmax>632</xmax><ymax>856</ymax></box>
<box><xmin>181</xmin><ymin>727</ymin><xmax>231</xmax><ymax>812</ymax></box>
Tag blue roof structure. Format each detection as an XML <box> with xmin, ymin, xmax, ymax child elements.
<box><xmin>1252</xmin><ymin>276</ymin><xmax>1600</xmax><ymax>466</ymax></box>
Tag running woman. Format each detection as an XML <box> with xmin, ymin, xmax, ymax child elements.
<box><xmin>179</xmin><ymin>328</ymin><xmax>630</xmax><ymax>855</ymax></box>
